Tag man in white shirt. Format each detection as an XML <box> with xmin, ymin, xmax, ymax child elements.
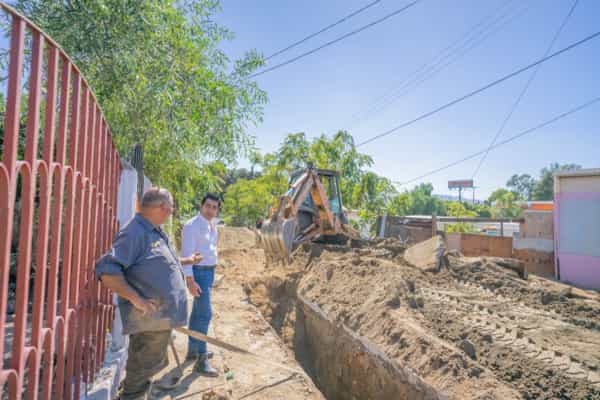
<box><xmin>180</xmin><ymin>193</ymin><xmax>220</xmax><ymax>377</ymax></box>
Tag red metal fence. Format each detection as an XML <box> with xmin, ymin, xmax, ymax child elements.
<box><xmin>0</xmin><ymin>4</ymin><xmax>119</xmax><ymax>399</ymax></box>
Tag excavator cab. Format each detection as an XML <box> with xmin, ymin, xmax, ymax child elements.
<box><xmin>258</xmin><ymin>165</ymin><xmax>356</xmax><ymax>263</ymax></box>
<box><xmin>293</xmin><ymin>168</ymin><xmax>347</xmax><ymax>230</ymax></box>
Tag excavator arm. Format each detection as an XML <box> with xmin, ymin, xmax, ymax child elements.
<box><xmin>258</xmin><ymin>167</ymin><xmax>357</xmax><ymax>264</ymax></box>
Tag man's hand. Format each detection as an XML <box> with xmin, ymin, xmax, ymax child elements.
<box><xmin>190</xmin><ymin>252</ymin><xmax>203</xmax><ymax>265</ymax></box>
<box><xmin>131</xmin><ymin>296</ymin><xmax>158</xmax><ymax>315</ymax></box>
<box><xmin>180</xmin><ymin>252</ymin><xmax>204</xmax><ymax>265</ymax></box>
<box><xmin>186</xmin><ymin>276</ymin><xmax>202</xmax><ymax>297</ymax></box>
<box><xmin>100</xmin><ymin>274</ymin><xmax>159</xmax><ymax>315</ymax></box>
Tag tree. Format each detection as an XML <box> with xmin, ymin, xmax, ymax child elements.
<box><xmin>490</xmin><ymin>191</ymin><xmax>521</xmax><ymax>218</ymax></box>
<box><xmin>222</xmin><ymin>131</ymin><xmax>390</xmax><ymax>229</ymax></box>
<box><xmin>222</xmin><ymin>174</ymin><xmax>286</xmax><ymax>226</ymax></box>
<box><xmin>14</xmin><ymin>0</ymin><xmax>267</xmax><ymax>217</ymax></box>
<box><xmin>487</xmin><ymin>188</ymin><xmax>514</xmax><ymax>205</ymax></box>
<box><xmin>532</xmin><ymin>163</ymin><xmax>582</xmax><ymax>200</ymax></box>
<box><xmin>386</xmin><ymin>183</ymin><xmax>446</xmax><ymax>217</ymax></box>
<box><xmin>445</xmin><ymin>202</ymin><xmax>476</xmax><ymax>233</ymax></box>
<box><xmin>506</xmin><ymin>174</ymin><xmax>535</xmax><ymax>201</ymax></box>
<box><xmin>351</xmin><ymin>172</ymin><xmax>396</xmax><ymax>229</ymax></box>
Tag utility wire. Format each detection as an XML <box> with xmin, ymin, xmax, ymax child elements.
<box><xmin>264</xmin><ymin>0</ymin><xmax>382</xmax><ymax>61</ymax></box>
<box><xmin>393</xmin><ymin>96</ymin><xmax>600</xmax><ymax>186</ymax></box>
<box><xmin>356</xmin><ymin>29</ymin><xmax>600</xmax><ymax>147</ymax></box>
<box><xmin>471</xmin><ymin>0</ymin><xmax>580</xmax><ymax>179</ymax></box>
<box><xmin>249</xmin><ymin>0</ymin><xmax>420</xmax><ymax>79</ymax></box>
<box><xmin>348</xmin><ymin>0</ymin><xmax>525</xmax><ymax>127</ymax></box>
<box><xmin>352</xmin><ymin>3</ymin><xmax>530</xmax><ymax>127</ymax></box>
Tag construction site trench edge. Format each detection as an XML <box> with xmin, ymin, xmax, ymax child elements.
<box><xmin>206</xmin><ymin>226</ymin><xmax>600</xmax><ymax>400</ymax></box>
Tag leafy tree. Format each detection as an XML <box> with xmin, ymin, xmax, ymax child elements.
<box><xmin>490</xmin><ymin>191</ymin><xmax>521</xmax><ymax>218</ymax></box>
<box><xmin>463</xmin><ymin>202</ymin><xmax>492</xmax><ymax>218</ymax></box>
<box><xmin>222</xmin><ymin>174</ymin><xmax>286</xmax><ymax>226</ymax></box>
<box><xmin>445</xmin><ymin>202</ymin><xmax>476</xmax><ymax>233</ymax></box>
<box><xmin>351</xmin><ymin>172</ymin><xmax>396</xmax><ymax>229</ymax></box>
<box><xmin>532</xmin><ymin>163</ymin><xmax>581</xmax><ymax>200</ymax></box>
<box><xmin>487</xmin><ymin>188</ymin><xmax>516</xmax><ymax>205</ymax></box>
<box><xmin>506</xmin><ymin>174</ymin><xmax>535</xmax><ymax>201</ymax></box>
<box><xmin>386</xmin><ymin>183</ymin><xmax>446</xmax><ymax>217</ymax></box>
<box><xmin>223</xmin><ymin>131</ymin><xmax>389</xmax><ymax>228</ymax></box>
<box><xmin>14</xmin><ymin>0</ymin><xmax>267</xmax><ymax>217</ymax></box>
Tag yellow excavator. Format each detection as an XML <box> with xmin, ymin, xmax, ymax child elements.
<box><xmin>257</xmin><ymin>164</ymin><xmax>359</xmax><ymax>263</ymax></box>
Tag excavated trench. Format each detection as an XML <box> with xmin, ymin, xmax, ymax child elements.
<box><xmin>244</xmin><ymin>245</ymin><xmax>445</xmax><ymax>400</ymax></box>
<box><xmin>292</xmin><ymin>294</ymin><xmax>445</xmax><ymax>400</ymax></box>
<box><xmin>221</xmin><ymin>228</ymin><xmax>600</xmax><ymax>399</ymax></box>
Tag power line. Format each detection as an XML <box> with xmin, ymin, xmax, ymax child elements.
<box><xmin>351</xmin><ymin>3</ymin><xmax>530</xmax><ymax>127</ymax></box>
<box><xmin>249</xmin><ymin>0</ymin><xmax>421</xmax><ymax>79</ymax></box>
<box><xmin>471</xmin><ymin>0</ymin><xmax>579</xmax><ymax>179</ymax></box>
<box><xmin>347</xmin><ymin>0</ymin><xmax>526</xmax><ymax>127</ymax></box>
<box><xmin>264</xmin><ymin>0</ymin><xmax>382</xmax><ymax>61</ymax></box>
<box><xmin>393</xmin><ymin>96</ymin><xmax>600</xmax><ymax>187</ymax></box>
<box><xmin>356</xmin><ymin>29</ymin><xmax>600</xmax><ymax>147</ymax></box>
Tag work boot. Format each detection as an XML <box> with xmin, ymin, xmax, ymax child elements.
<box><xmin>117</xmin><ymin>380</ymin><xmax>150</xmax><ymax>400</ymax></box>
<box><xmin>185</xmin><ymin>351</ymin><xmax>213</xmax><ymax>363</ymax></box>
<box><xmin>194</xmin><ymin>353</ymin><xmax>219</xmax><ymax>377</ymax></box>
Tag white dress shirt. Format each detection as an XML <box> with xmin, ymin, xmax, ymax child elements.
<box><xmin>181</xmin><ymin>213</ymin><xmax>218</xmax><ymax>276</ymax></box>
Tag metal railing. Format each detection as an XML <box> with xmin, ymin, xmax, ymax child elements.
<box><xmin>0</xmin><ymin>3</ymin><xmax>120</xmax><ymax>399</ymax></box>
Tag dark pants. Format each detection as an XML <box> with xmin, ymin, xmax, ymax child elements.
<box><xmin>187</xmin><ymin>267</ymin><xmax>215</xmax><ymax>357</ymax></box>
<box><xmin>121</xmin><ymin>330</ymin><xmax>171</xmax><ymax>399</ymax></box>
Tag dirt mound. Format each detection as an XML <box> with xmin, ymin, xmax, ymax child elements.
<box><xmin>218</xmin><ymin>226</ymin><xmax>256</xmax><ymax>250</ymax></box>
<box><xmin>215</xmin><ymin>227</ymin><xmax>600</xmax><ymax>399</ymax></box>
<box><xmin>242</xmin><ymin>241</ymin><xmax>600</xmax><ymax>399</ymax></box>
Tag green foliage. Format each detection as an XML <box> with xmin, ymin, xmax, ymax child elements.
<box><xmin>352</xmin><ymin>172</ymin><xmax>396</xmax><ymax>230</ymax></box>
<box><xmin>445</xmin><ymin>202</ymin><xmax>476</xmax><ymax>233</ymax></box>
<box><xmin>506</xmin><ymin>174</ymin><xmax>535</xmax><ymax>201</ymax></box>
<box><xmin>490</xmin><ymin>191</ymin><xmax>521</xmax><ymax>218</ymax></box>
<box><xmin>386</xmin><ymin>183</ymin><xmax>446</xmax><ymax>216</ymax></box>
<box><xmin>222</xmin><ymin>174</ymin><xmax>286</xmax><ymax>226</ymax></box>
<box><xmin>487</xmin><ymin>188</ymin><xmax>517</xmax><ymax>205</ymax></box>
<box><xmin>15</xmin><ymin>0</ymin><xmax>267</xmax><ymax>217</ymax></box>
<box><xmin>223</xmin><ymin>131</ymin><xmax>390</xmax><ymax>227</ymax></box>
<box><xmin>532</xmin><ymin>163</ymin><xmax>581</xmax><ymax>200</ymax></box>
<box><xmin>459</xmin><ymin>201</ymin><xmax>492</xmax><ymax>218</ymax></box>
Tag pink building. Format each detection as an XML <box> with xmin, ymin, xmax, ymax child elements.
<box><xmin>554</xmin><ymin>169</ymin><xmax>600</xmax><ymax>290</ymax></box>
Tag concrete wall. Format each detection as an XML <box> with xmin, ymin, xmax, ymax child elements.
<box><xmin>519</xmin><ymin>210</ymin><xmax>553</xmax><ymax>240</ymax></box>
<box><xmin>375</xmin><ymin>216</ymin><xmax>433</xmax><ymax>244</ymax></box>
<box><xmin>554</xmin><ymin>170</ymin><xmax>600</xmax><ymax>289</ymax></box>
<box><xmin>446</xmin><ymin>233</ymin><xmax>513</xmax><ymax>258</ymax></box>
<box><xmin>513</xmin><ymin>210</ymin><xmax>555</xmax><ymax>279</ymax></box>
<box><xmin>87</xmin><ymin>161</ymin><xmax>153</xmax><ymax>400</ymax></box>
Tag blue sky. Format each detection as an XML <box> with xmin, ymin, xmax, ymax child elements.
<box><xmin>214</xmin><ymin>0</ymin><xmax>599</xmax><ymax>199</ymax></box>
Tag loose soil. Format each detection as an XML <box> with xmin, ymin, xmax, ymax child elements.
<box><xmin>150</xmin><ymin>227</ymin><xmax>324</xmax><ymax>400</ymax></box>
<box><xmin>217</xmin><ymin>228</ymin><xmax>600</xmax><ymax>400</ymax></box>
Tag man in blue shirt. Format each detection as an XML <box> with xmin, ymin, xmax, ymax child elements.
<box><xmin>95</xmin><ymin>188</ymin><xmax>190</xmax><ymax>399</ymax></box>
<box><xmin>180</xmin><ymin>193</ymin><xmax>220</xmax><ymax>377</ymax></box>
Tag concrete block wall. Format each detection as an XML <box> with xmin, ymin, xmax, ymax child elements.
<box><xmin>446</xmin><ymin>232</ymin><xmax>513</xmax><ymax>258</ymax></box>
<box><xmin>513</xmin><ymin>210</ymin><xmax>555</xmax><ymax>279</ymax></box>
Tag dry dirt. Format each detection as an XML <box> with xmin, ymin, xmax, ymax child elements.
<box><xmin>217</xmin><ymin>228</ymin><xmax>600</xmax><ymax>400</ymax></box>
<box><xmin>149</xmin><ymin>227</ymin><xmax>324</xmax><ymax>400</ymax></box>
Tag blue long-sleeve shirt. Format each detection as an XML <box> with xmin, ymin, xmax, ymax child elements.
<box><xmin>95</xmin><ymin>214</ymin><xmax>188</xmax><ymax>335</ymax></box>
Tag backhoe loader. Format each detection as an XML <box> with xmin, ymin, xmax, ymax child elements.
<box><xmin>257</xmin><ymin>164</ymin><xmax>358</xmax><ymax>263</ymax></box>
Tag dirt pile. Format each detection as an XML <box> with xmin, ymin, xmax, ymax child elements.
<box><xmin>219</xmin><ymin>229</ymin><xmax>600</xmax><ymax>399</ymax></box>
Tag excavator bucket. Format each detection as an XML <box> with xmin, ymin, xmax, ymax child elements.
<box><xmin>257</xmin><ymin>217</ymin><xmax>298</xmax><ymax>263</ymax></box>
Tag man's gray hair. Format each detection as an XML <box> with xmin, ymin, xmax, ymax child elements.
<box><xmin>141</xmin><ymin>187</ymin><xmax>173</xmax><ymax>208</ymax></box>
